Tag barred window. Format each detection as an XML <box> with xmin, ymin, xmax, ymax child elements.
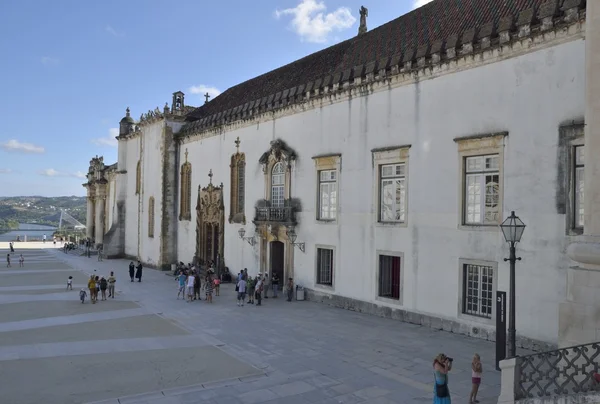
<box><xmin>318</xmin><ymin>170</ymin><xmax>337</xmax><ymax>220</ymax></box>
<box><xmin>462</xmin><ymin>264</ymin><xmax>494</xmax><ymax>319</ymax></box>
<box><xmin>148</xmin><ymin>197</ymin><xmax>155</xmax><ymax>238</ymax></box>
<box><xmin>316</xmin><ymin>248</ymin><xmax>333</xmax><ymax>286</ymax></box>
<box><xmin>135</xmin><ymin>160</ymin><xmax>141</xmax><ymax>195</ymax></box>
<box><xmin>464</xmin><ymin>155</ymin><xmax>499</xmax><ymax>225</ymax></box>
<box><xmin>574</xmin><ymin>146</ymin><xmax>584</xmax><ymax>228</ymax></box>
<box><xmin>379</xmin><ymin>163</ymin><xmax>406</xmax><ymax>223</ymax></box>
<box><xmin>378</xmin><ymin>255</ymin><xmax>401</xmax><ymax>300</ymax></box>
<box><xmin>230</xmin><ymin>153</ymin><xmax>246</xmax><ymax>222</ymax></box>
<box><xmin>180</xmin><ymin>162</ymin><xmax>192</xmax><ymax>220</ymax></box>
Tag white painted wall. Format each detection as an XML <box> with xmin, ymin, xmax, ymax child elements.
<box><xmin>173</xmin><ymin>38</ymin><xmax>584</xmax><ymax>345</ymax></box>
<box><xmin>124</xmin><ymin>135</ymin><xmax>141</xmax><ymax>258</ymax></box>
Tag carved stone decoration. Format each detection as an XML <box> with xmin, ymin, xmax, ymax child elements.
<box><xmin>194</xmin><ymin>178</ymin><xmax>225</xmax><ymax>269</ymax></box>
<box><xmin>258</xmin><ymin>139</ymin><xmax>297</xmax><ymax>173</ymax></box>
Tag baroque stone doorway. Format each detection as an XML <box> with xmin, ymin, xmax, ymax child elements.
<box><xmin>195</xmin><ymin>177</ymin><xmax>225</xmax><ymax>269</ymax></box>
<box><xmin>270</xmin><ymin>241</ymin><xmax>284</xmax><ymax>281</ymax></box>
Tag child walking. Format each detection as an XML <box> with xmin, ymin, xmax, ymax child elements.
<box><xmin>67</xmin><ymin>276</ymin><xmax>73</xmax><ymax>290</ymax></box>
<box><xmin>19</xmin><ymin>254</ymin><xmax>24</xmax><ymax>267</ymax></box>
<box><xmin>79</xmin><ymin>288</ymin><xmax>87</xmax><ymax>304</ymax></box>
<box><xmin>470</xmin><ymin>353</ymin><xmax>482</xmax><ymax>404</ymax></box>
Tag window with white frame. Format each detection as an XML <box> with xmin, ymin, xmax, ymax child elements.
<box><xmin>379</xmin><ymin>163</ymin><xmax>406</xmax><ymax>223</ymax></box>
<box><xmin>462</xmin><ymin>263</ymin><xmax>493</xmax><ymax>319</ymax></box>
<box><xmin>271</xmin><ymin>162</ymin><xmax>285</xmax><ymax>208</ymax></box>
<box><xmin>316</xmin><ymin>248</ymin><xmax>333</xmax><ymax>286</ymax></box>
<box><xmin>464</xmin><ymin>155</ymin><xmax>500</xmax><ymax>225</ymax></box>
<box><xmin>378</xmin><ymin>255</ymin><xmax>401</xmax><ymax>300</ymax></box>
<box><xmin>574</xmin><ymin>145</ymin><xmax>584</xmax><ymax>229</ymax></box>
<box><xmin>318</xmin><ymin>170</ymin><xmax>337</xmax><ymax>220</ymax></box>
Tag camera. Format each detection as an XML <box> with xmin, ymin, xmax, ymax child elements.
<box><xmin>446</xmin><ymin>357</ymin><xmax>454</xmax><ymax>362</ymax></box>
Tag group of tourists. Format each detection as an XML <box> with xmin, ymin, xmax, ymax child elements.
<box><xmin>175</xmin><ymin>263</ymin><xmax>219</xmax><ymax>303</ymax></box>
<box><xmin>6</xmin><ymin>243</ymin><xmax>24</xmax><ymax>268</ymax></box>
<box><xmin>81</xmin><ymin>272</ymin><xmax>116</xmax><ymax>304</ymax></box>
<box><xmin>432</xmin><ymin>352</ymin><xmax>483</xmax><ymax>404</ymax></box>
<box><xmin>234</xmin><ymin>269</ymin><xmax>294</xmax><ymax>307</ymax></box>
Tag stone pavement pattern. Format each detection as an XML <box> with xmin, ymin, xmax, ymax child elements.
<box><xmin>0</xmin><ymin>242</ymin><xmax>505</xmax><ymax>404</ymax></box>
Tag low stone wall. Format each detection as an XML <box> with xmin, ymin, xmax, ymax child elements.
<box><xmin>305</xmin><ymin>288</ymin><xmax>554</xmax><ymax>353</ymax></box>
<box><xmin>516</xmin><ymin>393</ymin><xmax>600</xmax><ymax>404</ymax></box>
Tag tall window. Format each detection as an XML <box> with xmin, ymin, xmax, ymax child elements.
<box><xmin>318</xmin><ymin>170</ymin><xmax>337</xmax><ymax>220</ymax></box>
<box><xmin>316</xmin><ymin>248</ymin><xmax>334</xmax><ymax>286</ymax></box>
<box><xmin>230</xmin><ymin>153</ymin><xmax>246</xmax><ymax>222</ymax></box>
<box><xmin>148</xmin><ymin>197</ymin><xmax>155</xmax><ymax>238</ymax></box>
<box><xmin>271</xmin><ymin>162</ymin><xmax>285</xmax><ymax>208</ymax></box>
<box><xmin>135</xmin><ymin>160</ymin><xmax>141</xmax><ymax>195</ymax></box>
<box><xmin>379</xmin><ymin>163</ymin><xmax>406</xmax><ymax>222</ymax></box>
<box><xmin>462</xmin><ymin>263</ymin><xmax>493</xmax><ymax>319</ymax></box>
<box><xmin>378</xmin><ymin>255</ymin><xmax>401</xmax><ymax>300</ymax></box>
<box><xmin>574</xmin><ymin>146</ymin><xmax>584</xmax><ymax>228</ymax></box>
<box><xmin>464</xmin><ymin>155</ymin><xmax>499</xmax><ymax>225</ymax></box>
<box><xmin>180</xmin><ymin>162</ymin><xmax>192</xmax><ymax>220</ymax></box>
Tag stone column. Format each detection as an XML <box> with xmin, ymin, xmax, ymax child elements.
<box><xmin>86</xmin><ymin>196</ymin><xmax>95</xmax><ymax>240</ymax></box>
<box><xmin>94</xmin><ymin>196</ymin><xmax>106</xmax><ymax>245</ymax></box>
<box><xmin>563</xmin><ymin>3</ymin><xmax>600</xmax><ymax>347</ymax></box>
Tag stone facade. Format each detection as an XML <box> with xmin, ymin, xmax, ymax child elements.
<box><xmin>84</xmin><ymin>2</ymin><xmax>595</xmax><ymax>349</ymax></box>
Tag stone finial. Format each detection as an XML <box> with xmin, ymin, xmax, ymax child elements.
<box><xmin>498</xmin><ymin>15</ymin><xmax>514</xmax><ymax>44</ymax></box>
<box><xmin>517</xmin><ymin>8</ymin><xmax>535</xmax><ymax>38</ymax></box>
<box><xmin>208</xmin><ymin>169</ymin><xmax>213</xmax><ymax>184</ymax></box>
<box><xmin>204</xmin><ymin>92</ymin><xmax>211</xmax><ymax>104</ymax></box>
<box><xmin>358</xmin><ymin>6</ymin><xmax>368</xmax><ymax>35</ymax></box>
<box><xmin>184</xmin><ymin>148</ymin><xmax>189</xmax><ymax>163</ymax></box>
<box><xmin>538</xmin><ymin>0</ymin><xmax>559</xmax><ymax>31</ymax></box>
<box><xmin>562</xmin><ymin>0</ymin><xmax>583</xmax><ymax>23</ymax></box>
<box><xmin>126</xmin><ymin>107</ymin><xmax>131</xmax><ymax>117</ymax></box>
<box><xmin>164</xmin><ymin>102</ymin><xmax>169</xmax><ymax>114</ymax></box>
<box><xmin>235</xmin><ymin>136</ymin><xmax>241</xmax><ymax>153</ymax></box>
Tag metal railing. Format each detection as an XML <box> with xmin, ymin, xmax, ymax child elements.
<box><xmin>254</xmin><ymin>206</ymin><xmax>296</xmax><ymax>224</ymax></box>
<box><xmin>517</xmin><ymin>342</ymin><xmax>600</xmax><ymax>399</ymax></box>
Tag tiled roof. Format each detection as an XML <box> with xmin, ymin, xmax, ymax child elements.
<box><xmin>185</xmin><ymin>0</ymin><xmax>564</xmax><ymax>122</ymax></box>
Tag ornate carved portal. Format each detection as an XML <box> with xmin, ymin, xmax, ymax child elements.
<box><xmin>195</xmin><ymin>176</ymin><xmax>225</xmax><ymax>269</ymax></box>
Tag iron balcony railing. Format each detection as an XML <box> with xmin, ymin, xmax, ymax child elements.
<box><xmin>516</xmin><ymin>341</ymin><xmax>600</xmax><ymax>399</ymax></box>
<box><xmin>254</xmin><ymin>206</ymin><xmax>296</xmax><ymax>224</ymax></box>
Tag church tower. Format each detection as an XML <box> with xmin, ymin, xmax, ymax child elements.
<box><xmin>119</xmin><ymin>107</ymin><xmax>135</xmax><ymax>136</ymax></box>
<box><xmin>171</xmin><ymin>91</ymin><xmax>185</xmax><ymax>115</ymax></box>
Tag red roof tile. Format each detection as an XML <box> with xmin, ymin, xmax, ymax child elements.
<box><xmin>187</xmin><ymin>0</ymin><xmax>551</xmax><ymax>121</ymax></box>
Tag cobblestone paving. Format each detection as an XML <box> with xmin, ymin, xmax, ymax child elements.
<box><xmin>1</xmin><ymin>242</ymin><xmax>510</xmax><ymax>404</ymax></box>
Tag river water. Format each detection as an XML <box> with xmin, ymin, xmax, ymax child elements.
<box><xmin>0</xmin><ymin>223</ymin><xmax>57</xmax><ymax>242</ymax></box>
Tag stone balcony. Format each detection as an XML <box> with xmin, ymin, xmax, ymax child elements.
<box><xmin>253</xmin><ymin>200</ymin><xmax>297</xmax><ymax>226</ymax></box>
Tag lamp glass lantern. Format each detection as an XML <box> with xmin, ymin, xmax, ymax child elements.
<box><xmin>238</xmin><ymin>228</ymin><xmax>246</xmax><ymax>239</ymax></box>
<box><xmin>500</xmin><ymin>211</ymin><xmax>526</xmax><ymax>243</ymax></box>
<box><xmin>287</xmin><ymin>227</ymin><xmax>297</xmax><ymax>243</ymax></box>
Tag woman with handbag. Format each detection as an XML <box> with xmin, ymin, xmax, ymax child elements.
<box><xmin>433</xmin><ymin>353</ymin><xmax>452</xmax><ymax>403</ymax></box>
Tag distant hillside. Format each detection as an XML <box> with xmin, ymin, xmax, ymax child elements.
<box><xmin>0</xmin><ymin>196</ymin><xmax>87</xmax><ymax>227</ymax></box>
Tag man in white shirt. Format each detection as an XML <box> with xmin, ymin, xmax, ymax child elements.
<box><xmin>237</xmin><ymin>278</ymin><xmax>246</xmax><ymax>306</ymax></box>
<box><xmin>186</xmin><ymin>273</ymin><xmax>195</xmax><ymax>303</ymax></box>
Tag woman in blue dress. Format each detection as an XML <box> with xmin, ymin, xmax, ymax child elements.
<box><xmin>433</xmin><ymin>353</ymin><xmax>452</xmax><ymax>404</ymax></box>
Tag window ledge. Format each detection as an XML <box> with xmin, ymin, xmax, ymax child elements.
<box><xmin>376</xmin><ymin>296</ymin><xmax>404</xmax><ymax>307</ymax></box>
<box><xmin>316</xmin><ymin>219</ymin><xmax>337</xmax><ymax>224</ymax></box>
<box><xmin>568</xmin><ymin>227</ymin><xmax>584</xmax><ymax>236</ymax></box>
<box><xmin>314</xmin><ymin>284</ymin><xmax>335</xmax><ymax>293</ymax></box>
<box><xmin>457</xmin><ymin>312</ymin><xmax>494</xmax><ymax>326</ymax></box>
<box><xmin>458</xmin><ymin>224</ymin><xmax>500</xmax><ymax>232</ymax></box>
<box><xmin>376</xmin><ymin>221</ymin><xmax>408</xmax><ymax>228</ymax></box>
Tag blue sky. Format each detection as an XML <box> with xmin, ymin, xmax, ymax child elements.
<box><xmin>0</xmin><ymin>0</ymin><xmax>429</xmax><ymax>197</ymax></box>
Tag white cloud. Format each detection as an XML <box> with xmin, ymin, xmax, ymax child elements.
<box><xmin>0</xmin><ymin>168</ymin><xmax>12</xmax><ymax>174</ymax></box>
<box><xmin>39</xmin><ymin>169</ymin><xmax>86</xmax><ymax>179</ymax></box>
<box><xmin>105</xmin><ymin>25</ymin><xmax>123</xmax><ymax>37</ymax></box>
<box><xmin>274</xmin><ymin>0</ymin><xmax>356</xmax><ymax>43</ymax></box>
<box><xmin>91</xmin><ymin>128</ymin><xmax>119</xmax><ymax>147</ymax></box>
<box><xmin>1</xmin><ymin>139</ymin><xmax>45</xmax><ymax>154</ymax></box>
<box><xmin>189</xmin><ymin>85</ymin><xmax>221</xmax><ymax>100</ymax></box>
<box><xmin>41</xmin><ymin>56</ymin><xmax>59</xmax><ymax>66</ymax></box>
<box><xmin>413</xmin><ymin>0</ymin><xmax>434</xmax><ymax>9</ymax></box>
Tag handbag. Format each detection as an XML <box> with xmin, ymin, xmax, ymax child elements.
<box><xmin>434</xmin><ymin>374</ymin><xmax>449</xmax><ymax>398</ymax></box>
<box><xmin>235</xmin><ymin>284</ymin><xmax>239</xmax><ymax>292</ymax></box>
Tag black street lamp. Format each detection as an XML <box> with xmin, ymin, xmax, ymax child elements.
<box><xmin>500</xmin><ymin>211</ymin><xmax>526</xmax><ymax>358</ymax></box>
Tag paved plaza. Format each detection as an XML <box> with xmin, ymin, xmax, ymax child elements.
<box><xmin>0</xmin><ymin>242</ymin><xmax>506</xmax><ymax>404</ymax></box>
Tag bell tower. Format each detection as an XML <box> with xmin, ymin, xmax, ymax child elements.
<box><xmin>171</xmin><ymin>91</ymin><xmax>185</xmax><ymax>114</ymax></box>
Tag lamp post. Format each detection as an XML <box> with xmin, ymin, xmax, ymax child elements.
<box><xmin>238</xmin><ymin>228</ymin><xmax>256</xmax><ymax>246</ymax></box>
<box><xmin>499</xmin><ymin>211</ymin><xmax>526</xmax><ymax>358</ymax></box>
<box><xmin>286</xmin><ymin>227</ymin><xmax>305</xmax><ymax>253</ymax></box>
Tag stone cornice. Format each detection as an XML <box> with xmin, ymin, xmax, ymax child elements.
<box><xmin>178</xmin><ymin>4</ymin><xmax>586</xmax><ymax>144</ymax></box>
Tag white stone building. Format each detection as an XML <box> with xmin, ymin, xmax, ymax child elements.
<box><xmin>85</xmin><ymin>0</ymin><xmax>600</xmax><ymax>350</ymax></box>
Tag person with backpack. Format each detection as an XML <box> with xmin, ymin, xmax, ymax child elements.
<box><xmin>99</xmin><ymin>277</ymin><xmax>108</xmax><ymax>301</ymax></box>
